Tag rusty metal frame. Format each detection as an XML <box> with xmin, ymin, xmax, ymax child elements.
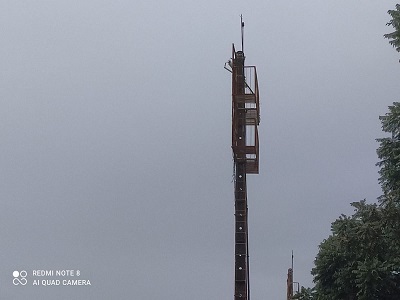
<box><xmin>232</xmin><ymin>48</ymin><xmax>260</xmax><ymax>175</ymax></box>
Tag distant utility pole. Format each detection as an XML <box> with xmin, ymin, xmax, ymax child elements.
<box><xmin>287</xmin><ymin>251</ymin><xmax>299</xmax><ymax>300</ymax></box>
<box><xmin>287</xmin><ymin>268</ymin><xmax>293</xmax><ymax>300</ymax></box>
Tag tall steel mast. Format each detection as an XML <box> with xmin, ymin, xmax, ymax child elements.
<box><xmin>229</xmin><ymin>17</ymin><xmax>260</xmax><ymax>300</ymax></box>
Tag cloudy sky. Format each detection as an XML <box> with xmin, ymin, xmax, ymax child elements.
<box><xmin>1</xmin><ymin>1</ymin><xmax>400</xmax><ymax>299</ymax></box>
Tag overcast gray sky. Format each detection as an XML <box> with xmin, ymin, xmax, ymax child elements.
<box><xmin>1</xmin><ymin>1</ymin><xmax>400</xmax><ymax>299</ymax></box>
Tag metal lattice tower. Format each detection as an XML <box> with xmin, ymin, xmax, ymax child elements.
<box><xmin>229</xmin><ymin>27</ymin><xmax>260</xmax><ymax>299</ymax></box>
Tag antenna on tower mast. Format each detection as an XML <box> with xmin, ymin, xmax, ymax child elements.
<box><xmin>241</xmin><ymin>14</ymin><xmax>245</xmax><ymax>52</ymax></box>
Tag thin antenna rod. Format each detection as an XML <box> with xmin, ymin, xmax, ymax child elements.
<box><xmin>291</xmin><ymin>250</ymin><xmax>294</xmax><ymax>271</ymax></box>
<box><xmin>292</xmin><ymin>250</ymin><xmax>294</xmax><ymax>294</ymax></box>
<box><xmin>241</xmin><ymin>14</ymin><xmax>244</xmax><ymax>52</ymax></box>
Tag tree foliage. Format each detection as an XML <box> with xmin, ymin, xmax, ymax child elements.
<box><xmin>293</xmin><ymin>287</ymin><xmax>317</xmax><ymax>300</ymax></box>
<box><xmin>385</xmin><ymin>4</ymin><xmax>400</xmax><ymax>51</ymax></box>
<box><xmin>308</xmin><ymin>103</ymin><xmax>400</xmax><ymax>299</ymax></box>
<box><xmin>384</xmin><ymin>4</ymin><xmax>400</xmax><ymax>60</ymax></box>
<box><xmin>312</xmin><ymin>201</ymin><xmax>400</xmax><ymax>300</ymax></box>
<box><xmin>376</xmin><ymin>102</ymin><xmax>400</xmax><ymax>204</ymax></box>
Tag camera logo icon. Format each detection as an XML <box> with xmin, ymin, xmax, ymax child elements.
<box><xmin>13</xmin><ymin>270</ymin><xmax>27</xmax><ymax>286</ymax></box>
